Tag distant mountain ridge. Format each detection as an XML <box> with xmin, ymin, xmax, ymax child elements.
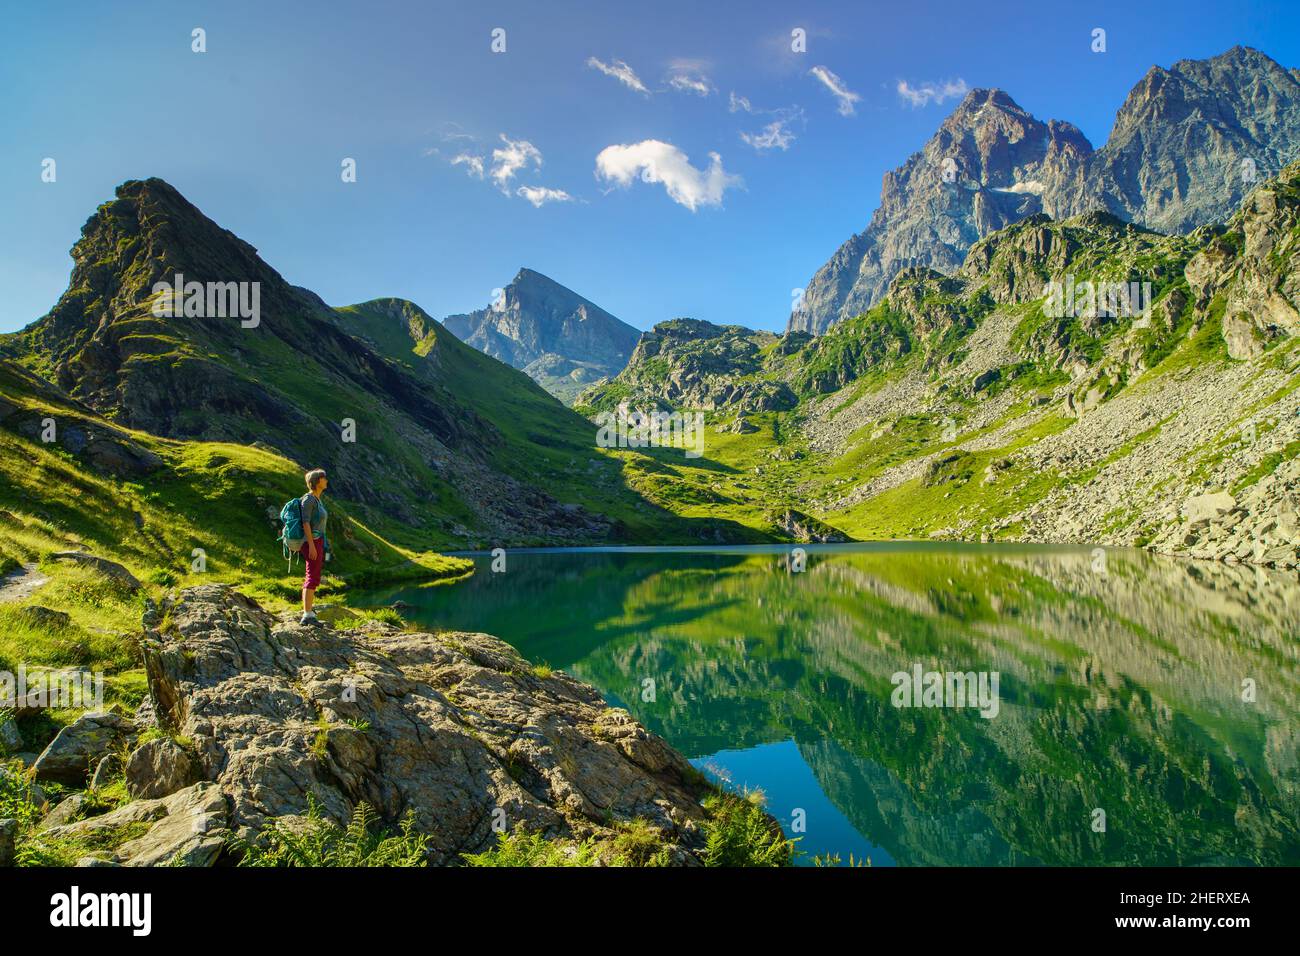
<box><xmin>442</xmin><ymin>268</ymin><xmax>640</xmax><ymax>404</ymax></box>
<box><xmin>792</xmin><ymin>46</ymin><xmax>1300</xmax><ymax>333</ymax></box>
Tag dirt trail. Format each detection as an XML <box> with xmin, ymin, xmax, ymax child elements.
<box><xmin>0</xmin><ymin>563</ymin><xmax>49</xmax><ymax>603</ymax></box>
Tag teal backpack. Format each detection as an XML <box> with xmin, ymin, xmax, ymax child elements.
<box><xmin>278</xmin><ymin>496</ymin><xmax>307</xmax><ymax>564</ymax></box>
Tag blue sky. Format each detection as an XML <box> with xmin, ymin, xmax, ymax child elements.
<box><xmin>2</xmin><ymin>0</ymin><xmax>1298</xmax><ymax>335</ymax></box>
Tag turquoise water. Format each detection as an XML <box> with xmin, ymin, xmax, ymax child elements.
<box><xmin>357</xmin><ymin>544</ymin><xmax>1300</xmax><ymax>866</ymax></box>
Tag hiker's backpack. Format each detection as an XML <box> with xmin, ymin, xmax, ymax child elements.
<box><xmin>278</xmin><ymin>496</ymin><xmax>306</xmax><ymax>560</ymax></box>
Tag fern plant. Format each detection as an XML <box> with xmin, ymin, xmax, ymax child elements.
<box><xmin>236</xmin><ymin>798</ymin><xmax>430</xmax><ymax>867</ymax></box>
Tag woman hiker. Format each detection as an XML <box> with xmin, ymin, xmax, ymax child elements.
<box><xmin>299</xmin><ymin>468</ymin><xmax>330</xmax><ymax>625</ymax></box>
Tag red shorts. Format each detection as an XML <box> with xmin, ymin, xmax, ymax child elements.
<box><xmin>302</xmin><ymin>538</ymin><xmax>324</xmax><ymax>591</ymax></box>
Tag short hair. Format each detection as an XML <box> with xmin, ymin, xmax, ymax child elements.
<box><xmin>305</xmin><ymin>468</ymin><xmax>327</xmax><ymax>491</ymax></box>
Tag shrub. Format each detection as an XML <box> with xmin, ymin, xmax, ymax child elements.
<box><xmin>699</xmin><ymin>790</ymin><xmax>794</xmax><ymax>867</ymax></box>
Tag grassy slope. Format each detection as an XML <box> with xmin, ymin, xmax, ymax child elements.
<box><xmin>0</xmin><ymin>357</ymin><xmax>470</xmax><ymax>750</ymax></box>
<box><xmin>334</xmin><ymin>300</ymin><xmax>767</xmax><ymax>543</ymax></box>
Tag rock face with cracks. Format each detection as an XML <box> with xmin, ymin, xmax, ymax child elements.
<box><xmin>134</xmin><ymin>585</ymin><xmax>713</xmax><ymax>865</ymax></box>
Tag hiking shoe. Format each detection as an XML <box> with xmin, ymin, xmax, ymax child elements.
<box><xmin>300</xmin><ymin>612</ymin><xmax>318</xmax><ymax>625</ymax></box>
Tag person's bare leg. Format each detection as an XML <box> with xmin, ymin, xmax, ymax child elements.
<box><xmin>303</xmin><ymin>587</ymin><xmax>314</xmax><ymax>614</ymax></box>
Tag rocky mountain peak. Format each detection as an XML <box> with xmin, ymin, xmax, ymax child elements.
<box><xmin>790</xmin><ymin>88</ymin><xmax>1088</xmax><ymax>334</ymax></box>
<box><xmin>442</xmin><ymin>268</ymin><xmax>640</xmax><ymax>405</ymax></box>
<box><xmin>7</xmin><ymin>177</ymin><xmax>330</xmax><ymax>404</ymax></box>
<box><xmin>941</xmin><ymin>88</ymin><xmax>1039</xmax><ymax>133</ymax></box>
<box><xmin>792</xmin><ymin>46</ymin><xmax>1300</xmax><ymax>335</ymax></box>
<box><xmin>1085</xmin><ymin>46</ymin><xmax>1300</xmax><ymax>233</ymax></box>
<box><xmin>72</xmin><ymin>178</ymin><xmax>288</xmax><ymax>299</ymax></box>
<box><xmin>650</xmin><ymin>317</ymin><xmax>730</xmax><ymax>341</ymax></box>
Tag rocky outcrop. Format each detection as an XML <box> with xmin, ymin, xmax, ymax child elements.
<box><xmin>443</xmin><ymin>269</ymin><xmax>640</xmax><ymax>405</ymax></box>
<box><xmin>127</xmin><ymin>585</ymin><xmax>717</xmax><ymax>865</ymax></box>
<box><xmin>578</xmin><ymin>318</ymin><xmax>795</xmax><ymax>414</ymax></box>
<box><xmin>794</xmin><ymin>46</ymin><xmax>1300</xmax><ymax>334</ymax></box>
<box><xmin>0</xmin><ymin>359</ymin><xmax>164</xmax><ymax>478</ymax></box>
<box><xmin>124</xmin><ymin>738</ymin><xmax>202</xmax><ymax>800</ymax></box>
<box><xmin>32</xmin><ymin>712</ymin><xmax>137</xmax><ymax>786</ymax></box>
<box><xmin>767</xmin><ymin>509</ymin><xmax>848</xmax><ymax>543</ymax></box>
<box><xmin>1182</xmin><ymin>168</ymin><xmax>1300</xmax><ymax>359</ymax></box>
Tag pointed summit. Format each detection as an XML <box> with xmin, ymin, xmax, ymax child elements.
<box><xmin>442</xmin><ymin>269</ymin><xmax>639</xmax><ymax>404</ymax></box>
<box><xmin>11</xmin><ymin>177</ymin><xmax>332</xmax><ymax>403</ymax></box>
<box><xmin>1085</xmin><ymin>45</ymin><xmax>1300</xmax><ymax>232</ymax></box>
<box><xmin>790</xmin><ymin>90</ymin><xmax>1089</xmax><ymax>333</ymax></box>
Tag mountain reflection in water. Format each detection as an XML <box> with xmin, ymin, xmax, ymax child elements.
<box><xmin>359</xmin><ymin>544</ymin><xmax>1300</xmax><ymax>866</ymax></box>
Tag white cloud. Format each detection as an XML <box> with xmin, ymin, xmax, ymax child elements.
<box><xmin>668</xmin><ymin>72</ymin><xmax>714</xmax><ymax>96</ymax></box>
<box><xmin>586</xmin><ymin>57</ymin><xmax>649</xmax><ymax>94</ymax></box>
<box><xmin>433</xmin><ymin>133</ymin><xmax>569</xmax><ymax>202</ymax></box>
<box><xmin>730</xmin><ymin>95</ymin><xmax>804</xmax><ymax>151</ymax></box>
<box><xmin>809</xmin><ymin>65</ymin><xmax>861</xmax><ymax>116</ymax></box>
<box><xmin>897</xmin><ymin>78</ymin><xmax>969</xmax><ymax>108</ymax></box>
<box><xmin>742</xmin><ymin>118</ymin><xmax>796</xmax><ymax>152</ymax></box>
<box><xmin>490</xmin><ymin>135</ymin><xmax>543</xmax><ymax>193</ymax></box>
<box><xmin>595</xmin><ymin>140</ymin><xmax>741</xmax><ymax>211</ymax></box>
<box><xmin>993</xmin><ymin>180</ymin><xmax>1044</xmax><ymax>195</ymax></box>
<box><xmin>451</xmin><ymin>153</ymin><xmax>484</xmax><ymax>179</ymax></box>
<box><xmin>516</xmin><ymin>186</ymin><xmax>574</xmax><ymax>208</ymax></box>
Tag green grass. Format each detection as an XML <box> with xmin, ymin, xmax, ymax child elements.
<box><xmin>1233</xmin><ymin>439</ymin><xmax>1300</xmax><ymax>495</ymax></box>
<box><xmin>2</xmin><ymin>759</ymin><xmax>140</xmax><ymax>866</ymax></box>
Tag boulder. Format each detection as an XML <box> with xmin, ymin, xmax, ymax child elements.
<box><xmin>41</xmin><ymin>782</ymin><xmax>228</xmax><ymax>867</ymax></box>
<box><xmin>16</xmin><ymin>606</ymin><xmax>71</xmax><ymax>630</ymax></box>
<box><xmin>0</xmin><ymin>717</ymin><xmax>21</xmax><ymax>754</ymax></box>
<box><xmin>767</xmin><ymin>508</ymin><xmax>849</xmax><ymax>544</ymax></box>
<box><xmin>1183</xmin><ymin>491</ymin><xmax>1237</xmax><ymax>525</ymax></box>
<box><xmin>1223</xmin><ymin>312</ymin><xmax>1267</xmax><ymax>360</ymax></box>
<box><xmin>138</xmin><ymin>584</ymin><xmax>716</xmax><ymax>865</ymax></box>
<box><xmin>89</xmin><ymin>754</ymin><xmax>119</xmax><ymax>791</ymax></box>
<box><xmin>49</xmin><ymin>552</ymin><xmax>142</xmax><ymax>592</ymax></box>
<box><xmin>33</xmin><ymin>712</ymin><xmax>136</xmax><ymax>786</ymax></box>
<box><xmin>40</xmin><ymin>793</ymin><xmax>94</xmax><ymax>830</ymax></box>
<box><xmin>124</xmin><ymin>738</ymin><xmax>201</xmax><ymax>800</ymax></box>
<box><xmin>0</xmin><ymin>818</ymin><xmax>15</xmax><ymax>867</ymax></box>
